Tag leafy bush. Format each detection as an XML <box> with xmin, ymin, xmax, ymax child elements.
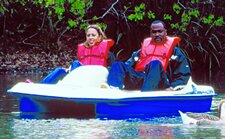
<box><xmin>1</xmin><ymin>0</ymin><xmax>225</xmax><ymax>82</ymax></box>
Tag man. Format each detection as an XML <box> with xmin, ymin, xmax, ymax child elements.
<box><xmin>106</xmin><ymin>20</ymin><xmax>191</xmax><ymax>91</ymax></box>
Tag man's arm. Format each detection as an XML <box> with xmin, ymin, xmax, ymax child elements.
<box><xmin>168</xmin><ymin>47</ymin><xmax>191</xmax><ymax>88</ymax></box>
<box><xmin>125</xmin><ymin>49</ymin><xmax>141</xmax><ymax>67</ymax></box>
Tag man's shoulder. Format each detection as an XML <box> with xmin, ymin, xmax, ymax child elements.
<box><xmin>173</xmin><ymin>46</ymin><xmax>182</xmax><ymax>52</ymax></box>
<box><xmin>173</xmin><ymin>46</ymin><xmax>187</xmax><ymax>57</ymax></box>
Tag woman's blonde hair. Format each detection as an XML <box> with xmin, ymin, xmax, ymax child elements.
<box><xmin>84</xmin><ymin>24</ymin><xmax>107</xmax><ymax>47</ymax></box>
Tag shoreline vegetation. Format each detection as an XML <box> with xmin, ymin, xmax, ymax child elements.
<box><xmin>1</xmin><ymin>1</ymin><xmax>225</xmax><ymax>92</ymax></box>
<box><xmin>0</xmin><ymin>49</ymin><xmax>74</xmax><ymax>75</ymax></box>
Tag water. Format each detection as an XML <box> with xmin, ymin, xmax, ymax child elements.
<box><xmin>1</xmin><ymin>74</ymin><xmax>225</xmax><ymax>138</ymax></box>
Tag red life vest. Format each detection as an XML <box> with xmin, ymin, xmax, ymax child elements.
<box><xmin>77</xmin><ymin>39</ymin><xmax>114</xmax><ymax>66</ymax></box>
<box><xmin>135</xmin><ymin>36</ymin><xmax>180</xmax><ymax>72</ymax></box>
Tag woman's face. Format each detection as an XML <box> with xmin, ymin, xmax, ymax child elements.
<box><xmin>86</xmin><ymin>28</ymin><xmax>101</xmax><ymax>47</ymax></box>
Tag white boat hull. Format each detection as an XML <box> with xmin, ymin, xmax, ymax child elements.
<box><xmin>7</xmin><ymin>65</ymin><xmax>216</xmax><ymax>119</ymax></box>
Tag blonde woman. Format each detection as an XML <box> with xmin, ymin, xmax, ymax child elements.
<box><xmin>40</xmin><ymin>24</ymin><xmax>115</xmax><ymax>84</ymax></box>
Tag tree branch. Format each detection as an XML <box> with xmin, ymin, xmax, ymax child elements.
<box><xmin>17</xmin><ymin>10</ymin><xmax>48</xmax><ymax>47</ymax></box>
<box><xmin>83</xmin><ymin>0</ymin><xmax>119</xmax><ymax>22</ymax></box>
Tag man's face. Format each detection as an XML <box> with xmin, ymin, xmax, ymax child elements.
<box><xmin>150</xmin><ymin>23</ymin><xmax>167</xmax><ymax>44</ymax></box>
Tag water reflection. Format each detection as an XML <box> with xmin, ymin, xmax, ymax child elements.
<box><xmin>178</xmin><ymin>124</ymin><xmax>225</xmax><ymax>138</ymax></box>
<box><xmin>1</xmin><ymin>74</ymin><xmax>225</xmax><ymax>138</ymax></box>
<box><xmin>10</xmin><ymin>118</ymin><xmax>178</xmax><ymax>138</ymax></box>
<box><xmin>9</xmin><ymin>117</ymin><xmax>225</xmax><ymax>138</ymax></box>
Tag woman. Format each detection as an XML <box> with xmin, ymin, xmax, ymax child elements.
<box><xmin>39</xmin><ymin>24</ymin><xmax>115</xmax><ymax>84</ymax></box>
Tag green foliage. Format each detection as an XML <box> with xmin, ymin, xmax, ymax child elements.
<box><xmin>163</xmin><ymin>14</ymin><xmax>172</xmax><ymax>21</ymax></box>
<box><xmin>202</xmin><ymin>15</ymin><xmax>223</xmax><ymax>27</ymax></box>
<box><xmin>190</xmin><ymin>0</ymin><xmax>199</xmax><ymax>4</ymax></box>
<box><xmin>1</xmin><ymin>0</ymin><xmax>224</xmax><ymax>82</ymax></box>
<box><xmin>188</xmin><ymin>9</ymin><xmax>200</xmax><ymax>18</ymax></box>
<box><xmin>97</xmin><ymin>23</ymin><xmax>107</xmax><ymax>31</ymax></box>
<box><xmin>0</xmin><ymin>0</ymin><xmax>94</xmax><ymax>55</ymax></box>
<box><xmin>202</xmin><ymin>14</ymin><xmax>215</xmax><ymax>24</ymax></box>
<box><xmin>0</xmin><ymin>0</ymin><xmax>8</xmax><ymax>14</ymax></box>
<box><xmin>68</xmin><ymin>19</ymin><xmax>78</xmax><ymax>28</ymax></box>
<box><xmin>147</xmin><ymin>10</ymin><xmax>155</xmax><ymax>19</ymax></box>
<box><xmin>170</xmin><ymin>23</ymin><xmax>180</xmax><ymax>29</ymax></box>
<box><xmin>70</xmin><ymin>0</ymin><xmax>86</xmax><ymax>17</ymax></box>
<box><xmin>32</xmin><ymin>0</ymin><xmax>90</xmax><ymax>27</ymax></box>
<box><xmin>215</xmin><ymin>17</ymin><xmax>223</xmax><ymax>26</ymax></box>
<box><xmin>79</xmin><ymin>23</ymin><xmax>89</xmax><ymax>30</ymax></box>
<box><xmin>92</xmin><ymin>16</ymin><xmax>98</xmax><ymax>20</ymax></box>
<box><xmin>128</xmin><ymin>3</ymin><xmax>146</xmax><ymax>21</ymax></box>
<box><xmin>173</xmin><ymin>3</ymin><xmax>181</xmax><ymax>14</ymax></box>
<box><xmin>181</xmin><ymin>13</ymin><xmax>190</xmax><ymax>26</ymax></box>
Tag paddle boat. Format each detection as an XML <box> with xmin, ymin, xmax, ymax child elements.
<box><xmin>7</xmin><ymin>65</ymin><xmax>216</xmax><ymax>119</ymax></box>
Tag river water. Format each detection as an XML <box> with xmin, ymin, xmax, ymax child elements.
<box><xmin>0</xmin><ymin>74</ymin><xmax>225</xmax><ymax>138</ymax></box>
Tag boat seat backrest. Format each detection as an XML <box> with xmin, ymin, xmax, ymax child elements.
<box><xmin>59</xmin><ymin>65</ymin><xmax>108</xmax><ymax>88</ymax></box>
